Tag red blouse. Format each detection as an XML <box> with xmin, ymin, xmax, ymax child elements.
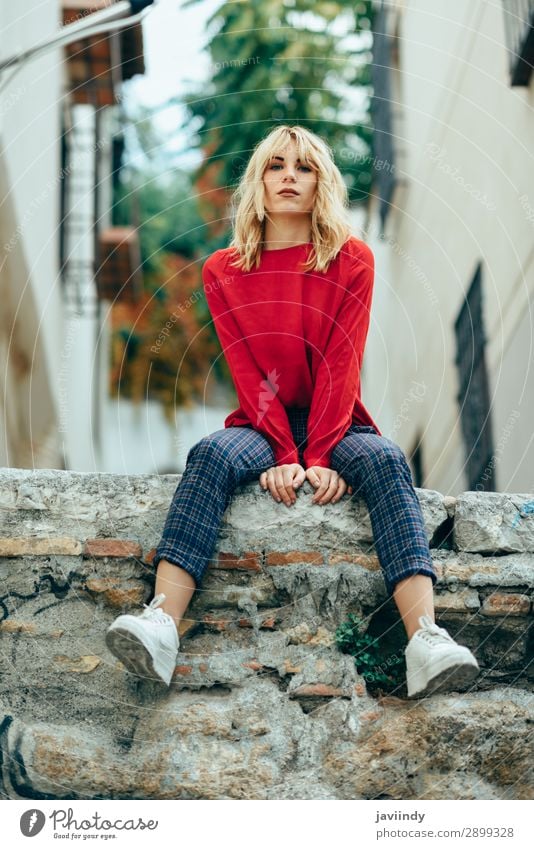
<box><xmin>202</xmin><ymin>236</ymin><xmax>381</xmax><ymax>469</ymax></box>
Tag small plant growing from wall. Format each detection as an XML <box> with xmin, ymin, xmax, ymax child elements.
<box><xmin>335</xmin><ymin>613</ymin><xmax>405</xmax><ymax>695</ymax></box>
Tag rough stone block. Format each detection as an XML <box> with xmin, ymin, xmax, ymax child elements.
<box><xmin>83</xmin><ymin>539</ymin><xmax>143</xmax><ymax>558</ymax></box>
<box><xmin>433</xmin><ymin>588</ymin><xmax>480</xmax><ymax>612</ymax></box>
<box><xmin>455</xmin><ymin>492</ymin><xmax>534</xmax><ymax>553</ymax></box>
<box><xmin>0</xmin><ymin>537</ymin><xmax>82</xmax><ymax>556</ymax></box>
<box><xmin>212</xmin><ymin>551</ymin><xmax>262</xmax><ymax>572</ymax></box>
<box><xmin>85</xmin><ymin>577</ymin><xmax>147</xmax><ymax>608</ymax></box>
<box><xmin>481</xmin><ymin>592</ymin><xmax>531</xmax><ymax>617</ymax></box>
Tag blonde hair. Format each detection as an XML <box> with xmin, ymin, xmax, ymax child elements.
<box><xmin>227</xmin><ymin>125</ymin><xmax>353</xmax><ymax>273</ymax></box>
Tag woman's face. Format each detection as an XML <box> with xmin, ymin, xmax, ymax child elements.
<box><xmin>262</xmin><ymin>138</ymin><xmax>317</xmax><ymax>216</ymax></box>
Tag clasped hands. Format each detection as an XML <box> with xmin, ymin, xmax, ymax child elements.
<box><xmin>259</xmin><ymin>462</ymin><xmax>353</xmax><ymax>506</ymax></box>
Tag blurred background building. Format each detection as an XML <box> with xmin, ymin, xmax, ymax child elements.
<box><xmin>1</xmin><ymin>0</ymin><xmax>532</xmax><ymax>494</ymax></box>
<box><xmin>364</xmin><ymin>0</ymin><xmax>534</xmax><ymax>494</ymax></box>
<box><xmin>0</xmin><ymin>0</ymin><xmax>145</xmax><ymax>471</ymax></box>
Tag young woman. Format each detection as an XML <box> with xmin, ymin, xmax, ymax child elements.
<box><xmin>106</xmin><ymin>125</ymin><xmax>480</xmax><ymax>699</ymax></box>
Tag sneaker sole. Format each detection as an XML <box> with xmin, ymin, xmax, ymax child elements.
<box><xmin>407</xmin><ymin>660</ymin><xmax>480</xmax><ymax>699</ymax></box>
<box><xmin>105</xmin><ymin>627</ymin><xmax>172</xmax><ymax>686</ymax></box>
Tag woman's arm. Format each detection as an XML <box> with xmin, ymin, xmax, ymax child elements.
<box><xmin>203</xmin><ymin>260</ymin><xmax>300</xmax><ymax>466</ymax></box>
<box><xmin>303</xmin><ymin>243</ymin><xmax>375</xmax><ymax>469</ymax></box>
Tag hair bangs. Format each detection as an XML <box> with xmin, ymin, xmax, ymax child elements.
<box><xmin>228</xmin><ymin>125</ymin><xmax>354</xmax><ymax>273</ymax></box>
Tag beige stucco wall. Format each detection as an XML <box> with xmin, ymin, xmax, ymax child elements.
<box><xmin>0</xmin><ymin>0</ymin><xmax>64</xmax><ymax>467</ymax></box>
<box><xmin>364</xmin><ymin>0</ymin><xmax>534</xmax><ymax>494</ymax></box>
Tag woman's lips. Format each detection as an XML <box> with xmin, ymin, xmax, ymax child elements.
<box><xmin>278</xmin><ymin>190</ymin><xmax>299</xmax><ymax>196</ymax></box>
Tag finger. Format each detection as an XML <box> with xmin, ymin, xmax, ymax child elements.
<box><xmin>317</xmin><ymin>477</ymin><xmax>339</xmax><ymax>504</ymax></box>
<box><xmin>274</xmin><ymin>467</ymin><xmax>292</xmax><ymax>506</ymax></box>
<box><xmin>311</xmin><ymin>471</ymin><xmax>332</xmax><ymax>503</ymax></box>
<box><xmin>314</xmin><ymin>473</ymin><xmax>339</xmax><ymax>505</ymax></box>
<box><xmin>275</xmin><ymin>466</ymin><xmax>295</xmax><ymax>505</ymax></box>
<box><xmin>259</xmin><ymin>471</ymin><xmax>267</xmax><ymax>489</ymax></box>
<box><xmin>282</xmin><ymin>468</ymin><xmax>297</xmax><ymax>504</ymax></box>
<box><xmin>306</xmin><ymin>467</ymin><xmax>322</xmax><ymax>488</ymax></box>
<box><xmin>285</xmin><ymin>468</ymin><xmax>298</xmax><ymax>504</ymax></box>
<box><xmin>265</xmin><ymin>469</ymin><xmax>281</xmax><ymax>503</ymax></box>
<box><xmin>330</xmin><ymin>477</ymin><xmax>347</xmax><ymax>504</ymax></box>
<box><xmin>292</xmin><ymin>465</ymin><xmax>306</xmax><ymax>489</ymax></box>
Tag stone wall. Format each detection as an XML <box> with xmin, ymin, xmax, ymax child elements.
<box><xmin>0</xmin><ymin>469</ymin><xmax>532</xmax><ymax>799</ymax></box>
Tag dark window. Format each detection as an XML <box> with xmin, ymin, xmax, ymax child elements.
<box><xmin>454</xmin><ymin>262</ymin><xmax>495</xmax><ymax>490</ymax></box>
<box><xmin>111</xmin><ymin>133</ymin><xmax>125</xmax><ymax>224</ymax></box>
<box><xmin>502</xmin><ymin>1</ymin><xmax>534</xmax><ymax>86</ymax></box>
<box><xmin>59</xmin><ymin>119</ymin><xmax>69</xmax><ymax>283</ymax></box>
<box><xmin>409</xmin><ymin>432</ymin><xmax>424</xmax><ymax>488</ymax></box>
<box><xmin>370</xmin><ymin>1</ymin><xmax>397</xmax><ymax>232</ymax></box>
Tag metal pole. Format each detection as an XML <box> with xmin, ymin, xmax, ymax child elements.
<box><xmin>0</xmin><ymin>1</ymin><xmax>154</xmax><ymax>74</ymax></box>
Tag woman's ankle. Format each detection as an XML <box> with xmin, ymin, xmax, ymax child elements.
<box><xmin>162</xmin><ymin>607</ymin><xmax>183</xmax><ymax>633</ymax></box>
<box><xmin>154</xmin><ymin>559</ymin><xmax>197</xmax><ymax>629</ymax></box>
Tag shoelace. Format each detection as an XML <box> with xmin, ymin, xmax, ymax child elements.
<box><xmin>415</xmin><ymin>614</ymin><xmax>455</xmax><ymax>645</ymax></box>
<box><xmin>140</xmin><ymin>593</ymin><xmax>172</xmax><ymax>624</ymax></box>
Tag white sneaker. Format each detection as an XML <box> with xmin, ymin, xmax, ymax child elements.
<box><xmin>105</xmin><ymin>593</ymin><xmax>179</xmax><ymax>686</ymax></box>
<box><xmin>405</xmin><ymin>614</ymin><xmax>480</xmax><ymax>698</ymax></box>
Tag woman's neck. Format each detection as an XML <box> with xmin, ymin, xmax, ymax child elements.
<box><xmin>262</xmin><ymin>217</ymin><xmax>312</xmax><ymax>251</ymax></box>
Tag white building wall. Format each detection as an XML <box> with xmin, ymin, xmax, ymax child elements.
<box><xmin>364</xmin><ymin>0</ymin><xmax>534</xmax><ymax>494</ymax></box>
<box><xmin>0</xmin><ymin>0</ymin><xmax>64</xmax><ymax>468</ymax></box>
<box><xmin>0</xmin><ymin>3</ymin><xmax>125</xmax><ymax>472</ymax></box>
<box><xmin>61</xmin><ymin>104</ymin><xmax>100</xmax><ymax>471</ymax></box>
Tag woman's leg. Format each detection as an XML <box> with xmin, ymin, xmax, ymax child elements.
<box><xmin>329</xmin><ymin>430</ymin><xmax>479</xmax><ymax>696</ymax></box>
<box><xmin>106</xmin><ymin>426</ymin><xmax>276</xmax><ymax>686</ymax></box>
<box><xmin>153</xmin><ymin>407</ymin><xmax>309</xmax><ymax>629</ymax></box>
<box><xmin>392</xmin><ymin>573</ymin><xmax>435</xmax><ymax>639</ymax></box>
<box><xmin>294</xmin><ymin>409</ymin><xmax>438</xmax><ymax>638</ymax></box>
<box><xmin>151</xmin><ymin>425</ymin><xmax>276</xmax><ymax>629</ymax></box>
<box><xmin>329</xmin><ymin>429</ymin><xmax>438</xmax><ymax>636</ymax></box>
<box><xmin>154</xmin><ymin>560</ymin><xmax>196</xmax><ymax>628</ymax></box>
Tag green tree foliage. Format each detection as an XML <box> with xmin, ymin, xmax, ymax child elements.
<box><xmin>112</xmin><ymin>104</ymin><xmax>207</xmax><ymax>277</ymax></box>
<box><xmin>109</xmin><ymin>254</ymin><xmax>222</xmax><ymax>419</ymax></box>
<box><xmin>110</xmin><ymin>0</ymin><xmax>377</xmax><ymax>411</ymax></box>
<box><xmin>179</xmin><ymin>0</ymin><xmax>375</xmax><ymax>204</ymax></box>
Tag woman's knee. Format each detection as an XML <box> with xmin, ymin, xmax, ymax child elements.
<box><xmin>340</xmin><ymin>434</ymin><xmax>410</xmax><ymax>477</ymax></box>
<box><xmin>367</xmin><ymin>437</ymin><xmax>411</xmax><ymax>471</ymax></box>
<box><xmin>373</xmin><ymin>437</ymin><xmax>407</xmax><ymax>464</ymax></box>
<box><xmin>186</xmin><ymin>432</ymin><xmax>231</xmax><ymax>467</ymax></box>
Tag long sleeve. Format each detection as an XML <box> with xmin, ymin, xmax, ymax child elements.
<box><xmin>203</xmin><ymin>259</ymin><xmax>300</xmax><ymax>465</ymax></box>
<box><xmin>303</xmin><ymin>244</ymin><xmax>375</xmax><ymax>469</ymax></box>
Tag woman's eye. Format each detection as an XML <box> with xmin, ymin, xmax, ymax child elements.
<box><xmin>269</xmin><ymin>163</ymin><xmax>312</xmax><ymax>171</ymax></box>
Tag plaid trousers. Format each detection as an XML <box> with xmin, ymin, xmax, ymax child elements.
<box><xmin>153</xmin><ymin>406</ymin><xmax>437</xmax><ymax>596</ymax></box>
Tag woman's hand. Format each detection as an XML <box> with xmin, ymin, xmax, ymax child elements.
<box><xmin>306</xmin><ymin>466</ymin><xmax>353</xmax><ymax>505</ymax></box>
<box><xmin>259</xmin><ymin>463</ymin><xmax>306</xmax><ymax>506</ymax></box>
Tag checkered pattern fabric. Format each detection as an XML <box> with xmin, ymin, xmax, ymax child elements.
<box><xmin>153</xmin><ymin>406</ymin><xmax>437</xmax><ymax>596</ymax></box>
